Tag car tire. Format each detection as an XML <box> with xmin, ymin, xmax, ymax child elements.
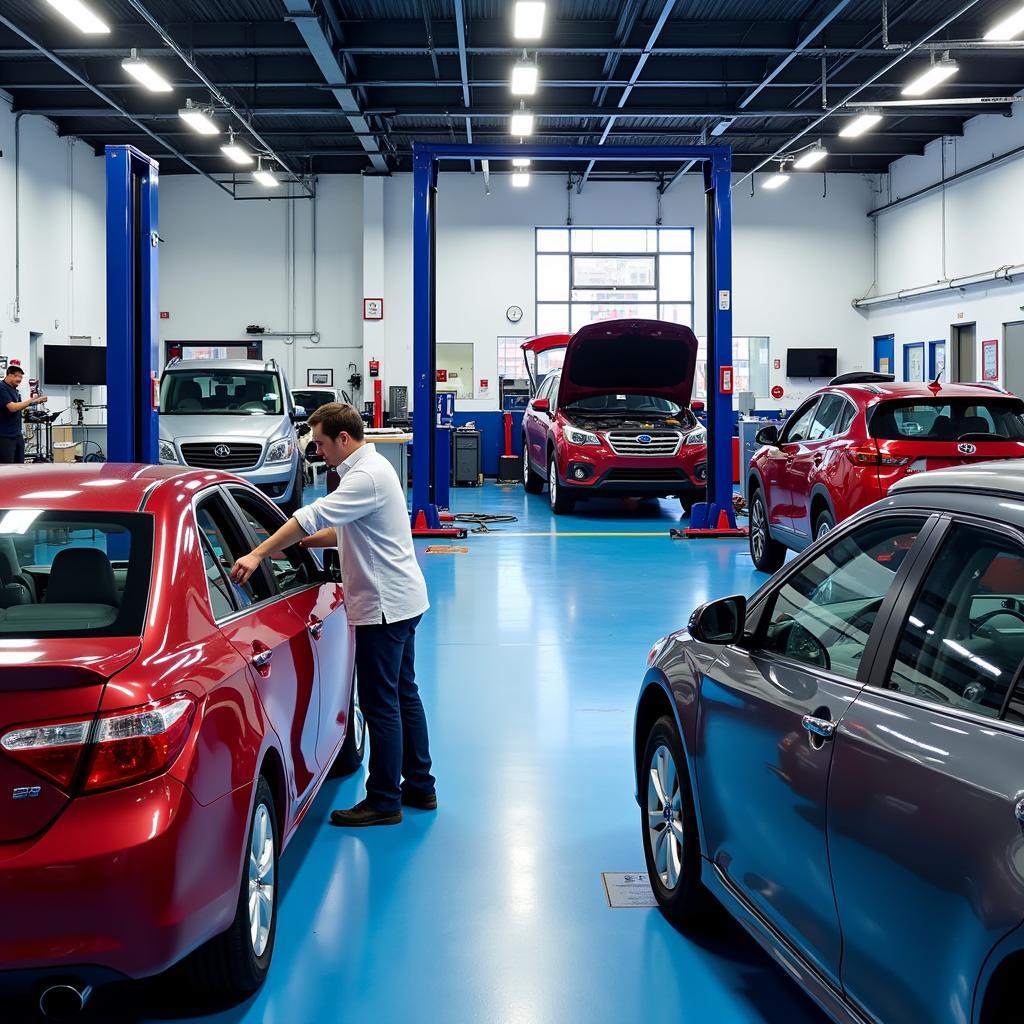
<box><xmin>331</xmin><ymin>671</ymin><xmax>366</xmax><ymax>777</ymax></box>
<box><xmin>749</xmin><ymin>487</ymin><xmax>787</xmax><ymax>573</ymax></box>
<box><xmin>282</xmin><ymin>464</ymin><xmax>304</xmax><ymax>517</ymax></box>
<box><xmin>814</xmin><ymin>508</ymin><xmax>835</xmax><ymax>542</ymax></box>
<box><xmin>522</xmin><ymin>438</ymin><xmax>544</xmax><ymax>494</ymax></box>
<box><xmin>679</xmin><ymin>493</ymin><xmax>703</xmax><ymax>515</ymax></box>
<box><xmin>185</xmin><ymin>776</ymin><xmax>278</xmax><ymax>999</ymax></box>
<box><xmin>640</xmin><ymin>716</ymin><xmax>710</xmax><ymax>926</ymax></box>
<box><xmin>548</xmin><ymin>456</ymin><xmax>575</xmax><ymax>515</ymax></box>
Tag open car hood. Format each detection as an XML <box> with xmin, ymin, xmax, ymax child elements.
<box><xmin>558</xmin><ymin>319</ymin><xmax>698</xmax><ymax>409</ymax></box>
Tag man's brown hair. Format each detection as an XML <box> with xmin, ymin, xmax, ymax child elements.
<box><xmin>307</xmin><ymin>402</ymin><xmax>365</xmax><ymax>442</ymax></box>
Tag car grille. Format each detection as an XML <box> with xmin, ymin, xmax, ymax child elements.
<box><xmin>606</xmin><ymin>430</ymin><xmax>682</xmax><ymax>457</ymax></box>
<box><xmin>180</xmin><ymin>442</ymin><xmax>263</xmax><ymax>470</ymax></box>
<box><xmin>604</xmin><ymin>468</ymin><xmax>687</xmax><ymax>482</ymax></box>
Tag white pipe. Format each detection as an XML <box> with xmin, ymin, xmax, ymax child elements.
<box><xmin>852</xmin><ymin>262</ymin><xmax>1024</xmax><ymax>307</ymax></box>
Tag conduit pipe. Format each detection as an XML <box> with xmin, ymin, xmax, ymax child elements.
<box><xmin>852</xmin><ymin>263</ymin><xmax>1024</xmax><ymax>308</ymax></box>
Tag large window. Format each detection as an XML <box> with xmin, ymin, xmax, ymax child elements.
<box><xmin>694</xmin><ymin>336</ymin><xmax>771</xmax><ymax>405</ymax></box>
<box><xmin>535</xmin><ymin>227</ymin><xmax>693</xmax><ymax>335</ymax></box>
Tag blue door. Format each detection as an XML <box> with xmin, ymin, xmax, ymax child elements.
<box><xmin>928</xmin><ymin>339</ymin><xmax>946</xmax><ymax>380</ymax></box>
<box><xmin>903</xmin><ymin>341</ymin><xmax>925</xmax><ymax>382</ymax></box>
<box><xmin>873</xmin><ymin>335</ymin><xmax>895</xmax><ymax>376</ymax></box>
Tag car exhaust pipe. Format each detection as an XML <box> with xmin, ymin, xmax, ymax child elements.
<box><xmin>38</xmin><ymin>982</ymin><xmax>92</xmax><ymax>1021</ymax></box>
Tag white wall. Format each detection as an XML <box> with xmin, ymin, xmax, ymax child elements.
<box><xmin>0</xmin><ymin>97</ymin><xmax>107</xmax><ymax>422</ymax></box>
<box><xmin>862</xmin><ymin>98</ymin><xmax>1024</xmax><ymax>385</ymax></box>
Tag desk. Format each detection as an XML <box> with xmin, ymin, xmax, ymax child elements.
<box><xmin>365</xmin><ymin>431</ymin><xmax>412</xmax><ymax>492</ymax></box>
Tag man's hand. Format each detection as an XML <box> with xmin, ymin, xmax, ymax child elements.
<box><xmin>32</xmin><ymin>395</ymin><xmax>48</xmax><ymax>405</ymax></box>
<box><xmin>230</xmin><ymin>552</ymin><xmax>263</xmax><ymax>585</ymax></box>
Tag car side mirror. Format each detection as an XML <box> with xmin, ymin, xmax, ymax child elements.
<box><xmin>755</xmin><ymin>424</ymin><xmax>780</xmax><ymax>446</ymax></box>
<box><xmin>688</xmin><ymin>595</ymin><xmax>747</xmax><ymax>645</ymax></box>
<box><xmin>322</xmin><ymin>548</ymin><xmax>341</xmax><ymax>583</ymax></box>
<box><xmin>532</xmin><ymin>398</ymin><xmax>550</xmax><ymax>413</ymax></box>
<box><xmin>291</xmin><ymin>406</ymin><xmax>308</xmax><ymax>422</ymax></box>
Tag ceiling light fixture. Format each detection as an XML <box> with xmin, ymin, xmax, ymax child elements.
<box><xmin>513</xmin><ymin>157</ymin><xmax>532</xmax><ymax>167</ymax></box>
<box><xmin>710</xmin><ymin>118</ymin><xmax>735</xmax><ymax>137</ymax></box>
<box><xmin>793</xmin><ymin>144</ymin><xmax>828</xmax><ymax>169</ymax></box>
<box><xmin>221</xmin><ymin>131</ymin><xmax>254</xmax><ymax>166</ymax></box>
<box><xmin>511</xmin><ymin>59</ymin><xmax>539</xmax><ymax>96</ymax></box>
<box><xmin>179</xmin><ymin>99</ymin><xmax>220</xmax><ymax>135</ymax></box>
<box><xmin>511</xmin><ymin>172</ymin><xmax>531</xmax><ymax>188</ymax></box>
<box><xmin>253</xmin><ymin>157</ymin><xmax>279</xmax><ymax>188</ymax></box>
<box><xmin>121</xmin><ymin>50</ymin><xmax>172</xmax><ymax>93</ymax></box>
<box><xmin>762</xmin><ymin>168</ymin><xmax>790</xmax><ymax>189</ymax></box>
<box><xmin>902</xmin><ymin>56</ymin><xmax>958</xmax><ymax>96</ymax></box>
<box><xmin>985</xmin><ymin>3</ymin><xmax>1024</xmax><ymax>40</ymax></box>
<box><xmin>44</xmin><ymin>0</ymin><xmax>109</xmax><ymax>34</ymax></box>
<box><xmin>513</xmin><ymin>2</ymin><xmax>546</xmax><ymax>40</ymax></box>
<box><xmin>839</xmin><ymin>111</ymin><xmax>882</xmax><ymax>138</ymax></box>
<box><xmin>510</xmin><ymin>102</ymin><xmax>535</xmax><ymax>137</ymax></box>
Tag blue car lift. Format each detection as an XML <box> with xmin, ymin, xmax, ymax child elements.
<box><xmin>105</xmin><ymin>145</ymin><xmax>161</xmax><ymax>464</ymax></box>
<box><xmin>411</xmin><ymin>142</ymin><xmax>741</xmax><ymax>536</ymax></box>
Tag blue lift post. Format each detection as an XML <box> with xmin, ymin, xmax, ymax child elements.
<box><xmin>411</xmin><ymin>141</ymin><xmax>740</xmax><ymax>533</ymax></box>
<box><xmin>105</xmin><ymin>145</ymin><xmax>160</xmax><ymax>464</ymax></box>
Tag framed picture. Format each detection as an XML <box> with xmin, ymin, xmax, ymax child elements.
<box><xmin>307</xmin><ymin>368</ymin><xmax>334</xmax><ymax>387</ymax></box>
<box><xmin>982</xmin><ymin>338</ymin><xmax>999</xmax><ymax>381</ymax></box>
<box><xmin>363</xmin><ymin>297</ymin><xmax>384</xmax><ymax>320</ymax></box>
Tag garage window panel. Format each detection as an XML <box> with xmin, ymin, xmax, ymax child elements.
<box><xmin>571</xmin><ymin>256</ymin><xmax>656</xmax><ymax>290</ymax></box>
<box><xmin>536</xmin><ymin>304</ymin><xmax>570</xmax><ymax>334</ymax></box>
<box><xmin>571</xmin><ymin>303</ymin><xmax>658</xmax><ymax>333</ymax></box>
<box><xmin>536</xmin><ymin>228</ymin><xmax>569</xmax><ymax>252</ymax></box>
<box><xmin>536</xmin><ymin>254</ymin><xmax>570</xmax><ymax>301</ymax></box>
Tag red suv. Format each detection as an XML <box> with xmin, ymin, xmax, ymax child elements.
<box><xmin>521</xmin><ymin>319</ymin><xmax>707</xmax><ymax>515</ymax></box>
<box><xmin>747</xmin><ymin>373</ymin><xmax>1024</xmax><ymax>570</ymax></box>
<box><xmin>0</xmin><ymin>463</ymin><xmax>362</xmax><ymax>1009</ymax></box>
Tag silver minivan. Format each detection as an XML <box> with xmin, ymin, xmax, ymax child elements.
<box><xmin>159</xmin><ymin>358</ymin><xmax>306</xmax><ymax>514</ymax></box>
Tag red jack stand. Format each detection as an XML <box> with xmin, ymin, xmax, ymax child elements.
<box><xmin>682</xmin><ymin>506</ymin><xmax>749</xmax><ymax>539</ymax></box>
<box><xmin>411</xmin><ymin>509</ymin><xmax>467</xmax><ymax>540</ymax></box>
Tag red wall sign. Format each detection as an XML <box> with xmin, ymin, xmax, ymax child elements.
<box><xmin>771</xmin><ymin>384</ymin><xmax>785</xmax><ymax>400</ymax></box>
<box><xmin>773</xmin><ymin>358</ymin><xmax>781</xmax><ymax>370</ymax></box>
<box><xmin>436</xmin><ymin>369</ymin><xmax>448</xmax><ymax>383</ymax></box>
<box><xmin>368</xmin><ymin>359</ymin><xmax>380</xmax><ymax>378</ymax></box>
<box><xmin>479</xmin><ymin>379</ymin><xmax>489</xmax><ymax>389</ymax></box>
<box><xmin>719</xmin><ymin>366</ymin><xmax>733</xmax><ymax>394</ymax></box>
<box><xmin>159</xmin><ymin>311</ymin><xmax>170</xmax><ymax>319</ymax></box>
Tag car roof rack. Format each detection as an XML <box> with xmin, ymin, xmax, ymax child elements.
<box><xmin>829</xmin><ymin>371</ymin><xmax>896</xmax><ymax>386</ymax></box>
<box><xmin>265</xmin><ymin>357</ymin><xmax>279</xmax><ymax>372</ymax></box>
<box><xmin>164</xmin><ymin>357</ymin><xmax>181</xmax><ymax>369</ymax></box>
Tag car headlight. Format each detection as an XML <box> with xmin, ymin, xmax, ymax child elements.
<box><xmin>158</xmin><ymin>440</ymin><xmax>177</xmax><ymax>463</ymax></box>
<box><xmin>266</xmin><ymin>435</ymin><xmax>295</xmax><ymax>463</ymax></box>
<box><xmin>563</xmin><ymin>426</ymin><xmax>601</xmax><ymax>446</ymax></box>
<box><xmin>686</xmin><ymin>428</ymin><xmax>707</xmax><ymax>446</ymax></box>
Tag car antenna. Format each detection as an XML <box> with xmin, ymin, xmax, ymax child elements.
<box><xmin>927</xmin><ymin>373</ymin><xmax>943</xmax><ymax>393</ymax></box>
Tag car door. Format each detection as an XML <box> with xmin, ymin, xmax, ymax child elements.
<box><xmin>828</xmin><ymin>517</ymin><xmax>1024</xmax><ymax>1024</ymax></box>
<box><xmin>695</xmin><ymin>512</ymin><xmax>931</xmax><ymax>985</ymax></box>
<box><xmin>194</xmin><ymin>492</ymin><xmax>321</xmax><ymax>813</ymax></box>
<box><xmin>226</xmin><ymin>485</ymin><xmax>355</xmax><ymax>770</ymax></box>
<box><xmin>786</xmin><ymin>394</ymin><xmax>849</xmax><ymax>540</ymax></box>
<box><xmin>526</xmin><ymin>374</ymin><xmax>555</xmax><ymax>473</ymax></box>
<box><xmin>763</xmin><ymin>397</ymin><xmax>819</xmax><ymax>532</ymax></box>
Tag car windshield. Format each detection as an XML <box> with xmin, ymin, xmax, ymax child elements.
<box><xmin>564</xmin><ymin>394</ymin><xmax>683</xmax><ymax>417</ymax></box>
<box><xmin>160</xmin><ymin>371</ymin><xmax>282</xmax><ymax>415</ymax></box>
<box><xmin>869</xmin><ymin>398</ymin><xmax>1024</xmax><ymax>441</ymax></box>
<box><xmin>0</xmin><ymin>510</ymin><xmax>152</xmax><ymax>638</ymax></box>
<box><xmin>292</xmin><ymin>390</ymin><xmax>336</xmax><ymax>415</ymax></box>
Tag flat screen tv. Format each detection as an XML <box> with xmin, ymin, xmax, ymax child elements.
<box><xmin>44</xmin><ymin>345</ymin><xmax>106</xmax><ymax>386</ymax></box>
<box><xmin>787</xmin><ymin>348</ymin><xmax>837</xmax><ymax>378</ymax></box>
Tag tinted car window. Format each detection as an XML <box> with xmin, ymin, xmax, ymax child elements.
<box><xmin>835</xmin><ymin>399</ymin><xmax>856</xmax><ymax>435</ymax></box>
<box><xmin>886</xmin><ymin>525</ymin><xmax>1024</xmax><ymax>719</ymax></box>
<box><xmin>229</xmin><ymin>488</ymin><xmax>317</xmax><ymax>595</ymax></box>
<box><xmin>760</xmin><ymin>517</ymin><xmax>926</xmax><ymax>680</ymax></box>
<box><xmin>161</xmin><ymin>371</ymin><xmax>283</xmax><ymax>416</ymax></box>
<box><xmin>781</xmin><ymin>400</ymin><xmax>820</xmax><ymax>444</ymax></box>
<box><xmin>195</xmin><ymin>497</ymin><xmax>270</xmax><ymax>608</ymax></box>
<box><xmin>200</xmin><ymin>540</ymin><xmax>236</xmax><ymax>619</ymax></box>
<box><xmin>292</xmin><ymin>389</ymin><xmax>336</xmax><ymax>416</ymax></box>
<box><xmin>807</xmin><ymin>395</ymin><xmax>848</xmax><ymax>441</ymax></box>
<box><xmin>869</xmin><ymin>398</ymin><xmax>1024</xmax><ymax>441</ymax></box>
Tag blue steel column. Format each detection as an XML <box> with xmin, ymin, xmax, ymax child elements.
<box><xmin>411</xmin><ymin>145</ymin><xmax>440</xmax><ymax>527</ymax></box>
<box><xmin>105</xmin><ymin>145</ymin><xmax>160</xmax><ymax>464</ymax></box>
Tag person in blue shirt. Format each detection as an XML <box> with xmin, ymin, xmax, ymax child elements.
<box><xmin>0</xmin><ymin>365</ymin><xmax>47</xmax><ymax>464</ymax></box>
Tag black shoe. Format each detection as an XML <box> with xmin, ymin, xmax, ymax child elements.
<box><xmin>401</xmin><ymin>785</ymin><xmax>438</xmax><ymax>811</ymax></box>
<box><xmin>330</xmin><ymin>799</ymin><xmax>402</xmax><ymax>827</ymax></box>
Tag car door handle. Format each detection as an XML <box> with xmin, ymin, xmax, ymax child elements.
<box><xmin>307</xmin><ymin>616</ymin><xmax>324</xmax><ymax>641</ymax></box>
<box><xmin>251</xmin><ymin>646</ymin><xmax>273</xmax><ymax>669</ymax></box>
<box><xmin>812</xmin><ymin>453</ymin><xmax>824</xmax><ymax>465</ymax></box>
<box><xmin>802</xmin><ymin>715</ymin><xmax>837</xmax><ymax>740</ymax></box>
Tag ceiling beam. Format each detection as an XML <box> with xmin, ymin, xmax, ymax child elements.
<box><xmin>453</xmin><ymin>0</ymin><xmax>475</xmax><ymax>170</ymax></box>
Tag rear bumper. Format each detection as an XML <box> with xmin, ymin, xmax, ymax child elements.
<box><xmin>0</xmin><ymin>776</ymin><xmax>250</xmax><ymax>982</ymax></box>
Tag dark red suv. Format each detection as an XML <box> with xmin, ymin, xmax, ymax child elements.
<box><xmin>747</xmin><ymin>373</ymin><xmax>1024</xmax><ymax>570</ymax></box>
<box><xmin>521</xmin><ymin>320</ymin><xmax>707</xmax><ymax>515</ymax></box>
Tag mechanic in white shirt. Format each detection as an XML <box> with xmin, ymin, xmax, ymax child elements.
<box><xmin>231</xmin><ymin>403</ymin><xmax>436</xmax><ymax>827</ymax></box>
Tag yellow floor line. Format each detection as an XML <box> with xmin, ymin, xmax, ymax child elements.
<box><xmin>475</xmin><ymin>531</ymin><xmax>671</xmax><ymax>537</ymax></box>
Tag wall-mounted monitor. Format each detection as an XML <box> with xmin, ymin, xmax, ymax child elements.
<box><xmin>44</xmin><ymin>345</ymin><xmax>106</xmax><ymax>386</ymax></box>
<box><xmin>786</xmin><ymin>348</ymin><xmax>837</xmax><ymax>378</ymax></box>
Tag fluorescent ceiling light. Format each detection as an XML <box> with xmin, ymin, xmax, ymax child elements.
<box><xmin>179</xmin><ymin>103</ymin><xmax>219</xmax><ymax>135</ymax></box>
<box><xmin>254</xmin><ymin>168</ymin><xmax>279</xmax><ymax>188</ymax></box>
<box><xmin>511</xmin><ymin>62</ymin><xmax>539</xmax><ymax>96</ymax></box>
<box><xmin>513</xmin><ymin>2</ymin><xmax>545</xmax><ymax>40</ymax></box>
<box><xmin>45</xmin><ymin>0</ymin><xmax>109</xmax><ymax>33</ymax></box>
<box><xmin>762</xmin><ymin>173</ymin><xmax>789</xmax><ymax>190</ymax></box>
<box><xmin>513</xmin><ymin>157</ymin><xmax>532</xmax><ymax>167</ymax></box>
<box><xmin>793</xmin><ymin>146</ymin><xmax>827</xmax><ymax>169</ymax></box>
<box><xmin>710</xmin><ymin>118</ymin><xmax>734</xmax><ymax>137</ymax></box>
<box><xmin>902</xmin><ymin>59</ymin><xmax>958</xmax><ymax>96</ymax></box>
<box><xmin>510</xmin><ymin>110</ymin><xmax>535</xmax><ymax>136</ymax></box>
<box><xmin>221</xmin><ymin>142</ymin><xmax>254</xmax><ymax>166</ymax></box>
<box><xmin>985</xmin><ymin>3</ymin><xmax>1024</xmax><ymax>40</ymax></box>
<box><xmin>511</xmin><ymin>172</ymin><xmax>531</xmax><ymax>188</ymax></box>
<box><xmin>122</xmin><ymin>56</ymin><xmax>173</xmax><ymax>93</ymax></box>
<box><xmin>839</xmin><ymin>111</ymin><xmax>882</xmax><ymax>138</ymax></box>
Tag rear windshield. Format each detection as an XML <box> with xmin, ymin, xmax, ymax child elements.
<box><xmin>869</xmin><ymin>398</ymin><xmax>1024</xmax><ymax>441</ymax></box>
<box><xmin>161</xmin><ymin>370</ymin><xmax>282</xmax><ymax>415</ymax></box>
<box><xmin>292</xmin><ymin>390</ymin><xmax>336</xmax><ymax>416</ymax></box>
<box><xmin>565</xmin><ymin>394</ymin><xmax>683</xmax><ymax>416</ymax></box>
<box><xmin>0</xmin><ymin>510</ymin><xmax>152</xmax><ymax>637</ymax></box>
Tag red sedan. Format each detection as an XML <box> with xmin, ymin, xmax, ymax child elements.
<box><xmin>520</xmin><ymin>320</ymin><xmax>707</xmax><ymax>515</ymax></box>
<box><xmin>0</xmin><ymin>463</ymin><xmax>362</xmax><ymax>1010</ymax></box>
<box><xmin>747</xmin><ymin>373</ymin><xmax>1024</xmax><ymax>570</ymax></box>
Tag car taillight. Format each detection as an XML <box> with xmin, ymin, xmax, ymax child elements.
<box><xmin>845</xmin><ymin>444</ymin><xmax>911</xmax><ymax>467</ymax></box>
<box><xmin>0</xmin><ymin>693</ymin><xmax>197</xmax><ymax>794</ymax></box>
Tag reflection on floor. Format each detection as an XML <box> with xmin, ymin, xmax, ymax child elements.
<box><xmin>95</xmin><ymin>482</ymin><xmax>824</xmax><ymax>1024</ymax></box>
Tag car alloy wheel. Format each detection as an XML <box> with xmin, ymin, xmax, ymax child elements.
<box><xmin>353</xmin><ymin>686</ymin><xmax>366</xmax><ymax>752</ymax></box>
<box><xmin>549</xmin><ymin>460</ymin><xmax>558</xmax><ymax>508</ymax></box>
<box><xmin>647</xmin><ymin>744</ymin><xmax>684</xmax><ymax>890</ymax></box>
<box><xmin>523</xmin><ymin>450</ymin><xmax>530</xmax><ymax>486</ymax></box>
<box><xmin>248</xmin><ymin>802</ymin><xmax>276</xmax><ymax>957</ymax></box>
<box><xmin>816</xmin><ymin>521</ymin><xmax>832</xmax><ymax>541</ymax></box>
<box><xmin>751</xmin><ymin>497</ymin><xmax>767</xmax><ymax>562</ymax></box>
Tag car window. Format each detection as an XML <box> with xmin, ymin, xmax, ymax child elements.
<box><xmin>759</xmin><ymin>516</ymin><xmax>927</xmax><ymax>680</ymax></box>
<box><xmin>781</xmin><ymin>399</ymin><xmax>820</xmax><ymax>444</ymax></box>
<box><xmin>885</xmin><ymin>525</ymin><xmax>1024</xmax><ymax>720</ymax></box>
<box><xmin>536</xmin><ymin>375</ymin><xmax>555</xmax><ymax>405</ymax></box>
<box><xmin>869</xmin><ymin>398</ymin><xmax>1024</xmax><ymax>441</ymax></box>
<box><xmin>549</xmin><ymin>372</ymin><xmax>560</xmax><ymax>412</ymax></box>
<box><xmin>161</xmin><ymin>370</ymin><xmax>283</xmax><ymax>416</ymax></box>
<box><xmin>835</xmin><ymin>399</ymin><xmax>856</xmax><ymax>435</ymax></box>
<box><xmin>195</xmin><ymin>496</ymin><xmax>271</xmax><ymax>609</ymax></box>
<box><xmin>229</xmin><ymin>488</ymin><xmax>318</xmax><ymax>595</ymax></box>
<box><xmin>199</xmin><ymin>537</ymin><xmax>237</xmax><ymax>619</ymax></box>
<box><xmin>807</xmin><ymin>395</ymin><xmax>847</xmax><ymax>441</ymax></box>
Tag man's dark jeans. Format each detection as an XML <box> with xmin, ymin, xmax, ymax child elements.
<box><xmin>355</xmin><ymin>614</ymin><xmax>434</xmax><ymax>813</ymax></box>
<box><xmin>0</xmin><ymin>437</ymin><xmax>25</xmax><ymax>464</ymax></box>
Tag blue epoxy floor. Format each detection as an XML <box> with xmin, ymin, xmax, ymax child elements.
<box><xmin>97</xmin><ymin>483</ymin><xmax>826</xmax><ymax>1024</ymax></box>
